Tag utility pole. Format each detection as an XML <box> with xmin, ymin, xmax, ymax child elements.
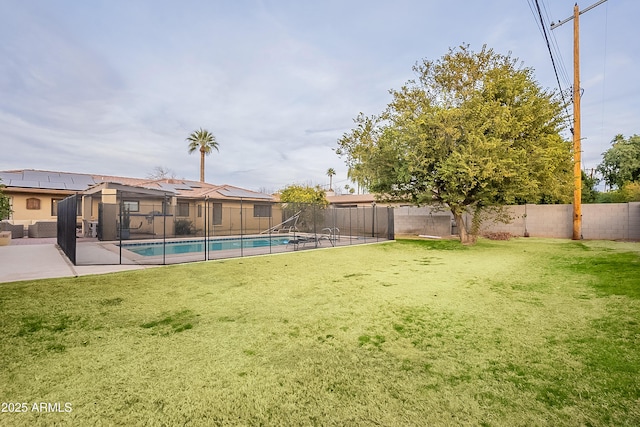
<box><xmin>551</xmin><ymin>0</ymin><xmax>607</xmax><ymax>240</ymax></box>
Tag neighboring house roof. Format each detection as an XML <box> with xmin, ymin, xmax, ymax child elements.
<box><xmin>0</xmin><ymin>169</ymin><xmax>273</xmax><ymax>202</ymax></box>
<box><xmin>326</xmin><ymin>193</ymin><xmax>377</xmax><ymax>205</ymax></box>
<box><xmin>270</xmin><ymin>192</ymin><xmax>390</xmax><ymax>206</ymax></box>
<box><xmin>325</xmin><ymin>193</ymin><xmax>412</xmax><ymax>207</ymax></box>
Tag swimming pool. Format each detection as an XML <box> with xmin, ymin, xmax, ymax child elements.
<box><xmin>121</xmin><ymin>236</ymin><xmax>292</xmax><ymax>257</ymax></box>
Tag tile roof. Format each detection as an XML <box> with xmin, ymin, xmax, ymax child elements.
<box><xmin>326</xmin><ymin>194</ymin><xmax>377</xmax><ymax>204</ymax></box>
<box><xmin>0</xmin><ymin>169</ymin><xmax>273</xmax><ymax>201</ymax></box>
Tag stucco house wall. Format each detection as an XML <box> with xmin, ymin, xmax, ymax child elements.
<box><xmin>3</xmin><ymin>189</ymin><xmax>77</xmax><ymax>227</ymax></box>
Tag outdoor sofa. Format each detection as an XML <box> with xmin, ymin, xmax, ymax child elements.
<box><xmin>28</xmin><ymin>221</ymin><xmax>57</xmax><ymax>238</ymax></box>
<box><xmin>0</xmin><ymin>220</ymin><xmax>25</xmax><ymax>239</ymax></box>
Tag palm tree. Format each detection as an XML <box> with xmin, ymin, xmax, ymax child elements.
<box><xmin>326</xmin><ymin>168</ymin><xmax>336</xmax><ymax>190</ymax></box>
<box><xmin>187</xmin><ymin>128</ymin><xmax>219</xmax><ymax>182</ymax></box>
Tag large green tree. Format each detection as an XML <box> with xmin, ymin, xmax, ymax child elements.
<box><xmin>278</xmin><ymin>184</ymin><xmax>328</xmax><ymax>232</ymax></box>
<box><xmin>597</xmin><ymin>134</ymin><xmax>640</xmax><ymax>190</ymax></box>
<box><xmin>337</xmin><ymin>45</ymin><xmax>572</xmax><ymax>244</ymax></box>
<box><xmin>187</xmin><ymin>128</ymin><xmax>219</xmax><ymax>182</ymax></box>
<box><xmin>581</xmin><ymin>170</ymin><xmax>600</xmax><ymax>203</ymax></box>
<box><xmin>596</xmin><ymin>182</ymin><xmax>640</xmax><ymax>203</ymax></box>
<box><xmin>279</xmin><ymin>184</ymin><xmax>328</xmax><ymax>206</ymax></box>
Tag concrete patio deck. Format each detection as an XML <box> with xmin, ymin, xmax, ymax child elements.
<box><xmin>0</xmin><ymin>237</ymin><xmax>152</xmax><ymax>284</ymax></box>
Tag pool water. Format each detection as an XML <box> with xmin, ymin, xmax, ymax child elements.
<box><xmin>122</xmin><ymin>236</ymin><xmax>292</xmax><ymax>256</ymax></box>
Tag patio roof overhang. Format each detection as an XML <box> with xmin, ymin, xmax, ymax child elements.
<box><xmin>82</xmin><ymin>182</ymin><xmax>176</xmax><ymax>199</ymax></box>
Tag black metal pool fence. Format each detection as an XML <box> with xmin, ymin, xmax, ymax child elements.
<box><xmin>73</xmin><ymin>201</ymin><xmax>394</xmax><ymax>266</ymax></box>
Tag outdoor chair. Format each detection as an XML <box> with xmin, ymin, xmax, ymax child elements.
<box><xmin>28</xmin><ymin>221</ymin><xmax>57</xmax><ymax>238</ymax></box>
<box><xmin>287</xmin><ymin>234</ymin><xmax>319</xmax><ymax>250</ymax></box>
<box><xmin>0</xmin><ymin>221</ymin><xmax>25</xmax><ymax>238</ymax></box>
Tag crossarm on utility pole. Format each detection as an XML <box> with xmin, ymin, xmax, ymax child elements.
<box><xmin>550</xmin><ymin>0</ymin><xmax>608</xmax><ymax>29</ymax></box>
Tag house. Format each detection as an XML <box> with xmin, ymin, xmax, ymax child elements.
<box><xmin>0</xmin><ymin>169</ymin><xmax>277</xmax><ymax>239</ymax></box>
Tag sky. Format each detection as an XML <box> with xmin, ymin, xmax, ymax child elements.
<box><xmin>0</xmin><ymin>0</ymin><xmax>637</xmax><ymax>193</ymax></box>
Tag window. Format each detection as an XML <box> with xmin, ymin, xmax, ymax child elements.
<box><xmin>26</xmin><ymin>198</ymin><xmax>41</xmax><ymax>210</ymax></box>
<box><xmin>253</xmin><ymin>204</ymin><xmax>272</xmax><ymax>218</ymax></box>
<box><xmin>123</xmin><ymin>200</ymin><xmax>139</xmax><ymax>212</ymax></box>
<box><xmin>212</xmin><ymin>202</ymin><xmax>222</xmax><ymax>225</ymax></box>
<box><xmin>51</xmin><ymin>198</ymin><xmax>63</xmax><ymax>216</ymax></box>
<box><xmin>197</xmin><ymin>204</ymin><xmax>202</xmax><ymax>218</ymax></box>
<box><xmin>177</xmin><ymin>202</ymin><xmax>189</xmax><ymax>217</ymax></box>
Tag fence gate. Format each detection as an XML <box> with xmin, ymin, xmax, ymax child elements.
<box><xmin>56</xmin><ymin>195</ymin><xmax>77</xmax><ymax>265</ymax></box>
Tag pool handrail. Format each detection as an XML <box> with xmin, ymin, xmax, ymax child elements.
<box><xmin>260</xmin><ymin>211</ymin><xmax>301</xmax><ymax>234</ymax></box>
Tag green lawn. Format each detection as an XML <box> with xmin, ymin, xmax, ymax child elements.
<box><xmin>1</xmin><ymin>238</ymin><xmax>639</xmax><ymax>426</ymax></box>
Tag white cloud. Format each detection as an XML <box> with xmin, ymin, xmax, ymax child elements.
<box><xmin>1</xmin><ymin>0</ymin><xmax>638</xmax><ymax>190</ymax></box>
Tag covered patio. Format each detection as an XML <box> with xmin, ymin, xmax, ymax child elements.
<box><xmin>80</xmin><ymin>182</ymin><xmax>176</xmax><ymax>241</ymax></box>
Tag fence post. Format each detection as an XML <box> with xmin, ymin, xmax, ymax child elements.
<box><xmin>349</xmin><ymin>207</ymin><xmax>353</xmax><ymax>245</ymax></box>
<box><xmin>163</xmin><ymin>196</ymin><xmax>167</xmax><ymax>265</ymax></box>
<box><xmin>269</xmin><ymin>208</ymin><xmax>273</xmax><ymax>254</ymax></box>
<box><xmin>118</xmin><ymin>198</ymin><xmax>122</xmax><ymax>265</ymax></box>
<box><xmin>313</xmin><ymin>203</ymin><xmax>318</xmax><ymax>248</ymax></box>
<box><xmin>387</xmin><ymin>206</ymin><xmax>395</xmax><ymax>240</ymax></box>
<box><xmin>371</xmin><ymin>203</ymin><xmax>376</xmax><ymax>238</ymax></box>
<box><xmin>204</xmin><ymin>197</ymin><xmax>208</xmax><ymax>261</ymax></box>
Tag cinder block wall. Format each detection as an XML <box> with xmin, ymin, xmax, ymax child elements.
<box><xmin>465</xmin><ymin>205</ymin><xmax>573</xmax><ymax>238</ymax></box>
<box><xmin>472</xmin><ymin>206</ymin><xmax>527</xmax><ymax>236</ymax></box>
<box><xmin>394</xmin><ymin>203</ymin><xmax>640</xmax><ymax>240</ymax></box>
<box><xmin>394</xmin><ymin>206</ymin><xmax>452</xmax><ymax>236</ymax></box>
<box><xmin>523</xmin><ymin>204</ymin><xmax>573</xmax><ymax>238</ymax></box>
<box><xmin>582</xmin><ymin>203</ymin><xmax>628</xmax><ymax>240</ymax></box>
<box><xmin>629</xmin><ymin>203</ymin><xmax>640</xmax><ymax>240</ymax></box>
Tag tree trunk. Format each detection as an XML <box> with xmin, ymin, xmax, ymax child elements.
<box><xmin>452</xmin><ymin>209</ymin><xmax>475</xmax><ymax>245</ymax></box>
<box><xmin>200</xmin><ymin>148</ymin><xmax>205</xmax><ymax>182</ymax></box>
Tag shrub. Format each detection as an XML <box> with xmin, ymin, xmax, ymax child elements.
<box><xmin>482</xmin><ymin>232</ymin><xmax>514</xmax><ymax>241</ymax></box>
<box><xmin>174</xmin><ymin>219</ymin><xmax>195</xmax><ymax>235</ymax></box>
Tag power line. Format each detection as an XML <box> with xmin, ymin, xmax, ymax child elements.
<box><xmin>541</xmin><ymin>0</ymin><xmax>571</xmax><ymax>88</ymax></box>
<box><xmin>530</xmin><ymin>0</ymin><xmax>573</xmax><ymax>130</ymax></box>
<box><xmin>599</xmin><ymin>1</ymin><xmax>609</xmax><ymax>148</ymax></box>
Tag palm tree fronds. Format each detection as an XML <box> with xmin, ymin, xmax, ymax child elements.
<box><xmin>187</xmin><ymin>128</ymin><xmax>220</xmax><ymax>182</ymax></box>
